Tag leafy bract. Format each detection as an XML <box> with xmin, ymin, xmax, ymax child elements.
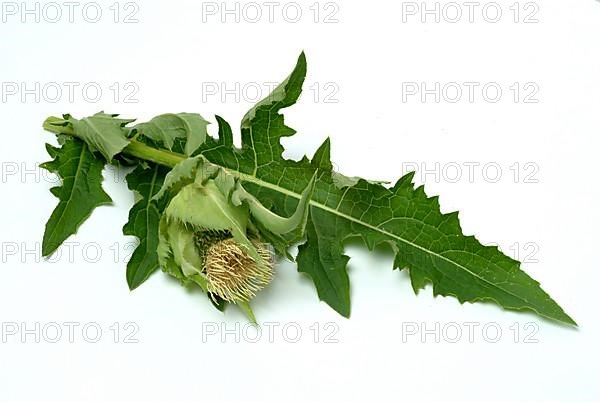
<box><xmin>154</xmin><ymin>155</ymin><xmax>315</xmax><ymax>321</ymax></box>
<box><xmin>41</xmin><ymin>137</ymin><xmax>112</xmax><ymax>256</ymax></box>
<box><xmin>155</xmin><ymin>155</ymin><xmax>316</xmax><ymax>275</ymax></box>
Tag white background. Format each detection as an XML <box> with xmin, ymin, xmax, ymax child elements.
<box><xmin>1</xmin><ymin>1</ymin><xmax>598</xmax><ymax>401</ymax></box>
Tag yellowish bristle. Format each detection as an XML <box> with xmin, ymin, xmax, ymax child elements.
<box><xmin>204</xmin><ymin>239</ymin><xmax>273</xmax><ymax>303</ymax></box>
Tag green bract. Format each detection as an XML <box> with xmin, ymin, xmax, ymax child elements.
<box><xmin>154</xmin><ymin>156</ymin><xmax>315</xmax><ymax>319</ymax></box>
<box><xmin>39</xmin><ymin>53</ymin><xmax>575</xmax><ymax>325</ymax></box>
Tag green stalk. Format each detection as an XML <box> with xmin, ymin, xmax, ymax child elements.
<box><xmin>122</xmin><ymin>141</ymin><xmax>185</xmax><ymax>167</ymax></box>
<box><xmin>42</xmin><ymin>116</ymin><xmax>185</xmax><ymax>168</ymax></box>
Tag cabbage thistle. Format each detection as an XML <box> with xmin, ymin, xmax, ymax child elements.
<box><xmin>155</xmin><ymin>156</ymin><xmax>315</xmax><ymax>320</ymax></box>
<box><xmin>38</xmin><ymin>53</ymin><xmax>576</xmax><ymax>326</ymax></box>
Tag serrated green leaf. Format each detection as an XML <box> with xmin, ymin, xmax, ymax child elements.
<box><xmin>123</xmin><ymin>164</ymin><xmax>169</xmax><ymax>290</ymax></box>
<box><xmin>135</xmin><ymin>113</ymin><xmax>209</xmax><ymax>156</ymax></box>
<box><xmin>41</xmin><ymin>137</ymin><xmax>112</xmax><ymax>256</ymax></box>
<box><xmin>192</xmin><ymin>52</ymin><xmax>574</xmax><ymax>325</ymax></box>
<box><xmin>297</xmin><ymin>214</ymin><xmax>351</xmax><ymax>316</ymax></box>
<box><xmin>65</xmin><ymin>112</ymin><xmax>132</xmax><ymax>161</ymax></box>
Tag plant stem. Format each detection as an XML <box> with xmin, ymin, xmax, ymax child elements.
<box><xmin>42</xmin><ymin>116</ymin><xmax>185</xmax><ymax>168</ymax></box>
<box><xmin>123</xmin><ymin>141</ymin><xmax>185</xmax><ymax>167</ymax></box>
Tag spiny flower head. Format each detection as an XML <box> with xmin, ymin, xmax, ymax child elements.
<box><xmin>203</xmin><ymin>238</ymin><xmax>273</xmax><ymax>303</ymax></box>
<box><xmin>154</xmin><ymin>156</ymin><xmax>316</xmax><ymax>320</ymax></box>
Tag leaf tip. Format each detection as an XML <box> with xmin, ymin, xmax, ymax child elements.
<box><xmin>41</xmin><ymin>235</ymin><xmax>60</xmax><ymax>258</ymax></box>
<box><xmin>298</xmin><ymin>50</ymin><xmax>306</xmax><ymax>63</ymax></box>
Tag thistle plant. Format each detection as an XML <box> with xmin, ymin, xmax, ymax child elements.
<box><xmin>39</xmin><ymin>53</ymin><xmax>575</xmax><ymax>325</ymax></box>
